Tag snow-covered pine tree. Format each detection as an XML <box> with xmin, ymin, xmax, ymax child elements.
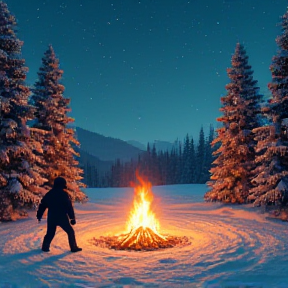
<box><xmin>31</xmin><ymin>45</ymin><xmax>86</xmax><ymax>202</ymax></box>
<box><xmin>248</xmin><ymin>11</ymin><xmax>288</xmax><ymax>206</ymax></box>
<box><xmin>205</xmin><ymin>43</ymin><xmax>262</xmax><ymax>203</ymax></box>
<box><xmin>0</xmin><ymin>1</ymin><xmax>47</xmax><ymax>221</ymax></box>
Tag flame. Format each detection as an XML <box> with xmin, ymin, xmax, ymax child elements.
<box><xmin>126</xmin><ymin>173</ymin><xmax>160</xmax><ymax>235</ymax></box>
<box><xmin>92</xmin><ymin>171</ymin><xmax>184</xmax><ymax>251</ymax></box>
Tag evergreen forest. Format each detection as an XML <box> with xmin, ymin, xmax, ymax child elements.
<box><xmin>1</xmin><ymin>0</ymin><xmax>288</xmax><ymax>222</ymax></box>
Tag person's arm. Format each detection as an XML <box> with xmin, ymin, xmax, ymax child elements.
<box><xmin>66</xmin><ymin>194</ymin><xmax>76</xmax><ymax>221</ymax></box>
<box><xmin>36</xmin><ymin>196</ymin><xmax>48</xmax><ymax>221</ymax></box>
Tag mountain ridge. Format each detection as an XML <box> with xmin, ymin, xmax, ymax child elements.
<box><xmin>75</xmin><ymin>127</ymin><xmax>143</xmax><ymax>162</ymax></box>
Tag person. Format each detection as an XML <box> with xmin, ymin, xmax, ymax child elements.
<box><xmin>36</xmin><ymin>176</ymin><xmax>82</xmax><ymax>253</ymax></box>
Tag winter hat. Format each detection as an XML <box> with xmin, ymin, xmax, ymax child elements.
<box><xmin>53</xmin><ymin>177</ymin><xmax>67</xmax><ymax>189</ymax></box>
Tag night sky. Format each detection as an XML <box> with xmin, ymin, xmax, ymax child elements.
<box><xmin>6</xmin><ymin>0</ymin><xmax>288</xmax><ymax>144</ymax></box>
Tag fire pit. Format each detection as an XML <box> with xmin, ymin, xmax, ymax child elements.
<box><xmin>91</xmin><ymin>173</ymin><xmax>190</xmax><ymax>251</ymax></box>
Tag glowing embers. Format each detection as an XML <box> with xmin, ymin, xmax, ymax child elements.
<box><xmin>118</xmin><ymin>226</ymin><xmax>168</xmax><ymax>250</ymax></box>
<box><xmin>92</xmin><ymin>173</ymin><xmax>190</xmax><ymax>251</ymax></box>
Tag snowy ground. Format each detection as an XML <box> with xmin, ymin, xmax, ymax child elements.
<box><xmin>0</xmin><ymin>184</ymin><xmax>288</xmax><ymax>288</ymax></box>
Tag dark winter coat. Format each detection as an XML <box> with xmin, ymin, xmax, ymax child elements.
<box><xmin>36</xmin><ymin>187</ymin><xmax>75</xmax><ymax>222</ymax></box>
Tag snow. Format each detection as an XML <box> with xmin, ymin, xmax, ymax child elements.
<box><xmin>0</xmin><ymin>184</ymin><xmax>288</xmax><ymax>288</ymax></box>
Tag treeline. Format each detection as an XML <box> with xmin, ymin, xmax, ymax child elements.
<box><xmin>83</xmin><ymin>125</ymin><xmax>216</xmax><ymax>187</ymax></box>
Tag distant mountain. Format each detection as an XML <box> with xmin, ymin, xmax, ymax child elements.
<box><xmin>126</xmin><ymin>140</ymin><xmax>146</xmax><ymax>150</ymax></box>
<box><xmin>152</xmin><ymin>140</ymin><xmax>176</xmax><ymax>152</ymax></box>
<box><xmin>76</xmin><ymin>127</ymin><xmax>143</xmax><ymax>162</ymax></box>
<box><xmin>127</xmin><ymin>139</ymin><xmax>176</xmax><ymax>152</ymax></box>
<box><xmin>127</xmin><ymin>139</ymin><xmax>177</xmax><ymax>152</ymax></box>
<box><xmin>77</xmin><ymin>149</ymin><xmax>113</xmax><ymax>175</ymax></box>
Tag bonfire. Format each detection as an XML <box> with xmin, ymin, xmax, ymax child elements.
<box><xmin>92</xmin><ymin>173</ymin><xmax>189</xmax><ymax>251</ymax></box>
<box><xmin>113</xmin><ymin>173</ymin><xmax>173</xmax><ymax>250</ymax></box>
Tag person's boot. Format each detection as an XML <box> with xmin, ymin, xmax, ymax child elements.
<box><xmin>41</xmin><ymin>243</ymin><xmax>50</xmax><ymax>252</ymax></box>
<box><xmin>68</xmin><ymin>231</ymin><xmax>82</xmax><ymax>252</ymax></box>
<box><xmin>41</xmin><ymin>240</ymin><xmax>50</xmax><ymax>252</ymax></box>
<box><xmin>71</xmin><ymin>247</ymin><xmax>82</xmax><ymax>253</ymax></box>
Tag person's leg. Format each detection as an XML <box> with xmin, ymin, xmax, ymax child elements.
<box><xmin>59</xmin><ymin>219</ymin><xmax>81</xmax><ymax>251</ymax></box>
<box><xmin>42</xmin><ymin>220</ymin><xmax>57</xmax><ymax>251</ymax></box>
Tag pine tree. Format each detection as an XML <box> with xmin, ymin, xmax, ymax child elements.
<box><xmin>0</xmin><ymin>2</ymin><xmax>48</xmax><ymax>220</ymax></box>
<box><xmin>91</xmin><ymin>165</ymin><xmax>99</xmax><ymax>187</ymax></box>
<box><xmin>111</xmin><ymin>158</ymin><xmax>121</xmax><ymax>187</ymax></box>
<box><xmin>189</xmin><ymin>137</ymin><xmax>196</xmax><ymax>183</ymax></box>
<box><xmin>181</xmin><ymin>134</ymin><xmax>191</xmax><ymax>184</ymax></box>
<box><xmin>158</xmin><ymin>150</ymin><xmax>169</xmax><ymax>185</ymax></box>
<box><xmin>205</xmin><ymin>43</ymin><xmax>262</xmax><ymax>203</ymax></box>
<box><xmin>151</xmin><ymin>144</ymin><xmax>160</xmax><ymax>185</ymax></box>
<box><xmin>139</xmin><ymin>143</ymin><xmax>150</xmax><ymax>179</ymax></box>
<box><xmin>31</xmin><ymin>45</ymin><xmax>86</xmax><ymax>202</ymax></box>
<box><xmin>121</xmin><ymin>160</ymin><xmax>134</xmax><ymax>187</ymax></box>
<box><xmin>175</xmin><ymin>141</ymin><xmax>182</xmax><ymax>183</ymax></box>
<box><xmin>249</xmin><ymin>11</ymin><xmax>288</xmax><ymax>206</ymax></box>
<box><xmin>195</xmin><ymin>127</ymin><xmax>205</xmax><ymax>183</ymax></box>
<box><xmin>86</xmin><ymin>164</ymin><xmax>92</xmax><ymax>187</ymax></box>
<box><xmin>202</xmin><ymin>125</ymin><xmax>215</xmax><ymax>183</ymax></box>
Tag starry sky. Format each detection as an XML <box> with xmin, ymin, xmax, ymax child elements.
<box><xmin>5</xmin><ymin>0</ymin><xmax>288</xmax><ymax>144</ymax></box>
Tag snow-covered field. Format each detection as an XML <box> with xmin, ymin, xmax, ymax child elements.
<box><xmin>0</xmin><ymin>184</ymin><xmax>287</xmax><ymax>288</ymax></box>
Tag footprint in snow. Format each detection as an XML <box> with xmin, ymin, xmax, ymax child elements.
<box><xmin>104</xmin><ymin>256</ymin><xmax>123</xmax><ymax>262</ymax></box>
<box><xmin>159</xmin><ymin>258</ymin><xmax>178</xmax><ymax>264</ymax></box>
<box><xmin>113</xmin><ymin>277</ymin><xmax>143</xmax><ymax>285</ymax></box>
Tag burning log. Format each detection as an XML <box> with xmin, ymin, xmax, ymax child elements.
<box><xmin>114</xmin><ymin>226</ymin><xmax>173</xmax><ymax>251</ymax></box>
<box><xmin>91</xmin><ymin>231</ymin><xmax>190</xmax><ymax>251</ymax></box>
